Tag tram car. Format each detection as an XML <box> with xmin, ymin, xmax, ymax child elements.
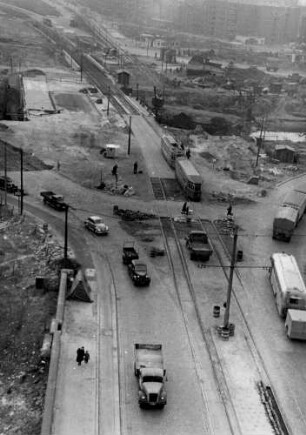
<box><xmin>175</xmin><ymin>158</ymin><xmax>202</xmax><ymax>201</ymax></box>
<box><xmin>161</xmin><ymin>134</ymin><xmax>185</xmax><ymax>169</ymax></box>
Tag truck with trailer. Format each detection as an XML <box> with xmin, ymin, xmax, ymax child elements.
<box><xmin>185</xmin><ymin>230</ymin><xmax>213</xmax><ymax>261</ymax></box>
<box><xmin>134</xmin><ymin>343</ymin><xmax>167</xmax><ymax>409</ymax></box>
<box><xmin>40</xmin><ymin>191</ymin><xmax>67</xmax><ymax>211</ymax></box>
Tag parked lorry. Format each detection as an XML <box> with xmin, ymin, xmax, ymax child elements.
<box><xmin>272</xmin><ymin>206</ymin><xmax>298</xmax><ymax>242</ymax></box>
<box><xmin>40</xmin><ymin>191</ymin><xmax>67</xmax><ymax>211</ymax></box>
<box><xmin>0</xmin><ymin>176</ymin><xmax>19</xmax><ymax>194</ymax></box>
<box><xmin>134</xmin><ymin>343</ymin><xmax>167</xmax><ymax>409</ymax></box>
<box><xmin>285</xmin><ymin>309</ymin><xmax>306</xmax><ymax>340</ymax></box>
<box><xmin>122</xmin><ymin>241</ymin><xmax>139</xmax><ymax>265</ymax></box>
<box><xmin>185</xmin><ymin>230</ymin><xmax>213</xmax><ymax>261</ymax></box>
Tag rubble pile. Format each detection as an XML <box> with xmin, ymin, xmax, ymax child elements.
<box><xmin>113</xmin><ymin>206</ymin><xmax>156</xmax><ymax>221</ymax></box>
<box><xmin>0</xmin><ymin>215</ymin><xmax>64</xmax><ymax>435</ymax></box>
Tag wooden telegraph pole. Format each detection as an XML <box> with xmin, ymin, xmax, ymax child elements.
<box><xmin>127</xmin><ymin>116</ymin><xmax>132</xmax><ymax>155</ymax></box>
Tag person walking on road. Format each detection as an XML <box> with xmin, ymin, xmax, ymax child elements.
<box><xmin>84</xmin><ymin>350</ymin><xmax>90</xmax><ymax>364</ymax></box>
<box><xmin>182</xmin><ymin>201</ymin><xmax>189</xmax><ymax>215</ymax></box>
<box><xmin>112</xmin><ymin>163</ymin><xmax>118</xmax><ymax>183</ymax></box>
<box><xmin>112</xmin><ymin>163</ymin><xmax>118</xmax><ymax>177</ymax></box>
<box><xmin>186</xmin><ymin>148</ymin><xmax>191</xmax><ymax>159</ymax></box>
<box><xmin>227</xmin><ymin>204</ymin><xmax>233</xmax><ymax>217</ymax></box>
<box><xmin>133</xmin><ymin>161</ymin><xmax>138</xmax><ymax>174</ymax></box>
<box><xmin>76</xmin><ymin>346</ymin><xmax>85</xmax><ymax>366</ymax></box>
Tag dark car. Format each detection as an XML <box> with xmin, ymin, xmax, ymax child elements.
<box><xmin>128</xmin><ymin>259</ymin><xmax>151</xmax><ymax>287</ymax></box>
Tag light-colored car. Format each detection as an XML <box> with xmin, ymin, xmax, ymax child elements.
<box><xmin>84</xmin><ymin>215</ymin><xmax>109</xmax><ymax>235</ymax></box>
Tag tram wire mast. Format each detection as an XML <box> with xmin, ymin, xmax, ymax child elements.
<box><xmin>223</xmin><ymin>225</ymin><xmax>238</xmax><ymax>330</ymax></box>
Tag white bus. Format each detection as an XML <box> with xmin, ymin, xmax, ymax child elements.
<box><xmin>161</xmin><ymin>134</ymin><xmax>185</xmax><ymax>169</ymax></box>
<box><xmin>269</xmin><ymin>253</ymin><xmax>306</xmax><ymax>318</ymax></box>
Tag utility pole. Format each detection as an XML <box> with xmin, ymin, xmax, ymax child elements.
<box><xmin>127</xmin><ymin>115</ymin><xmax>132</xmax><ymax>155</ymax></box>
<box><xmin>4</xmin><ymin>142</ymin><xmax>7</xmax><ymax>206</ymax></box>
<box><xmin>223</xmin><ymin>226</ymin><xmax>238</xmax><ymax>329</ymax></box>
<box><xmin>107</xmin><ymin>86</ymin><xmax>110</xmax><ymax>116</ymax></box>
<box><xmin>80</xmin><ymin>53</ymin><xmax>83</xmax><ymax>82</ymax></box>
<box><xmin>20</xmin><ymin>148</ymin><xmax>23</xmax><ymax>215</ymax></box>
<box><xmin>255</xmin><ymin>115</ymin><xmax>265</xmax><ymax>167</ymax></box>
<box><xmin>64</xmin><ymin>204</ymin><xmax>69</xmax><ymax>267</ymax></box>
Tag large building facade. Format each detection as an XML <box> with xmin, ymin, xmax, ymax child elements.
<box><xmin>174</xmin><ymin>0</ymin><xmax>304</xmax><ymax>44</ymax></box>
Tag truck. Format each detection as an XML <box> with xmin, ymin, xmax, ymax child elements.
<box><xmin>272</xmin><ymin>206</ymin><xmax>299</xmax><ymax>242</ymax></box>
<box><xmin>185</xmin><ymin>230</ymin><xmax>213</xmax><ymax>261</ymax></box>
<box><xmin>40</xmin><ymin>191</ymin><xmax>67</xmax><ymax>211</ymax></box>
<box><xmin>122</xmin><ymin>241</ymin><xmax>139</xmax><ymax>265</ymax></box>
<box><xmin>266</xmin><ymin>57</ymin><xmax>279</xmax><ymax>72</ymax></box>
<box><xmin>0</xmin><ymin>176</ymin><xmax>19</xmax><ymax>194</ymax></box>
<box><xmin>134</xmin><ymin>343</ymin><xmax>167</xmax><ymax>409</ymax></box>
<box><xmin>285</xmin><ymin>309</ymin><xmax>306</xmax><ymax>340</ymax></box>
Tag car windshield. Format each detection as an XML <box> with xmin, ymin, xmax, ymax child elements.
<box><xmin>143</xmin><ymin>376</ymin><xmax>163</xmax><ymax>383</ymax></box>
<box><xmin>135</xmin><ymin>264</ymin><xmax>146</xmax><ymax>273</ymax></box>
<box><xmin>92</xmin><ymin>218</ymin><xmax>103</xmax><ymax>224</ymax></box>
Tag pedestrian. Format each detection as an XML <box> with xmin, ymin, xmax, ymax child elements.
<box><xmin>133</xmin><ymin>161</ymin><xmax>138</xmax><ymax>174</ymax></box>
<box><xmin>182</xmin><ymin>201</ymin><xmax>189</xmax><ymax>215</ymax></box>
<box><xmin>57</xmin><ymin>160</ymin><xmax>60</xmax><ymax>171</ymax></box>
<box><xmin>112</xmin><ymin>163</ymin><xmax>118</xmax><ymax>177</ymax></box>
<box><xmin>84</xmin><ymin>350</ymin><xmax>90</xmax><ymax>364</ymax></box>
<box><xmin>227</xmin><ymin>204</ymin><xmax>233</xmax><ymax>217</ymax></box>
<box><xmin>76</xmin><ymin>346</ymin><xmax>85</xmax><ymax>366</ymax></box>
<box><xmin>186</xmin><ymin>148</ymin><xmax>191</xmax><ymax>159</ymax></box>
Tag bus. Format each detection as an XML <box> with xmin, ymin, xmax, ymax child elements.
<box><xmin>161</xmin><ymin>134</ymin><xmax>185</xmax><ymax>169</ymax></box>
<box><xmin>175</xmin><ymin>157</ymin><xmax>202</xmax><ymax>201</ymax></box>
<box><xmin>269</xmin><ymin>253</ymin><xmax>306</xmax><ymax>317</ymax></box>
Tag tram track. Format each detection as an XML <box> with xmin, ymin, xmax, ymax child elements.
<box><xmin>196</xmin><ymin>218</ymin><xmax>290</xmax><ymax>435</ymax></box>
<box><xmin>160</xmin><ymin>216</ymin><xmax>239</xmax><ymax>435</ymax></box>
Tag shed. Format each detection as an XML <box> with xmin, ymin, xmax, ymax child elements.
<box><xmin>274</xmin><ymin>145</ymin><xmax>296</xmax><ymax>163</ymax></box>
<box><xmin>117</xmin><ymin>70</ymin><xmax>130</xmax><ymax>87</ymax></box>
<box><xmin>105</xmin><ymin>144</ymin><xmax>120</xmax><ymax>158</ymax></box>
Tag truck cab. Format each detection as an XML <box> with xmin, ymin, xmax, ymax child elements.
<box><xmin>138</xmin><ymin>367</ymin><xmax>167</xmax><ymax>409</ymax></box>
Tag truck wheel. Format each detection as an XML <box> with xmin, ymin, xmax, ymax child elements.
<box><xmin>159</xmin><ymin>405</ymin><xmax>165</xmax><ymax>410</ymax></box>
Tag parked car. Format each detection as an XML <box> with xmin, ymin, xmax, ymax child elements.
<box><xmin>128</xmin><ymin>259</ymin><xmax>151</xmax><ymax>286</ymax></box>
<box><xmin>84</xmin><ymin>216</ymin><xmax>109</xmax><ymax>235</ymax></box>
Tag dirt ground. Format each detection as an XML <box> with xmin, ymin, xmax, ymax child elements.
<box><xmin>1</xmin><ymin>3</ymin><xmax>306</xmax><ymax>435</ymax></box>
